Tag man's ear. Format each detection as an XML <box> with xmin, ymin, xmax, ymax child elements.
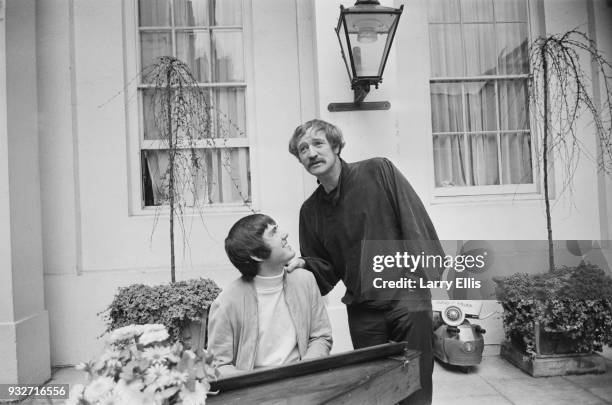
<box><xmin>250</xmin><ymin>255</ymin><xmax>264</xmax><ymax>262</ymax></box>
<box><xmin>333</xmin><ymin>145</ymin><xmax>340</xmax><ymax>155</ymax></box>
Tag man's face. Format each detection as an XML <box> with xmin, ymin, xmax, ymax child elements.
<box><xmin>296</xmin><ymin>129</ymin><xmax>340</xmax><ymax>177</ymax></box>
<box><xmin>261</xmin><ymin>223</ymin><xmax>295</xmax><ymax>265</ymax></box>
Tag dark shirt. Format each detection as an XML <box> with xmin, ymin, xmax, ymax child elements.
<box><xmin>299</xmin><ymin>158</ymin><xmax>444</xmax><ymax>309</ymax></box>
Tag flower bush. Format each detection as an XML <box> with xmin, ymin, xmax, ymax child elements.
<box><xmin>494</xmin><ymin>263</ymin><xmax>612</xmax><ymax>356</ymax></box>
<box><xmin>101</xmin><ymin>278</ymin><xmax>221</xmax><ymax>342</ymax></box>
<box><xmin>67</xmin><ymin>324</ymin><xmax>218</xmax><ymax>405</ymax></box>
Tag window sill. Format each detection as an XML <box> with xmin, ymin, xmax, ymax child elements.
<box><xmin>129</xmin><ymin>202</ymin><xmax>254</xmax><ymax>217</ymax></box>
<box><xmin>430</xmin><ymin>184</ymin><xmax>544</xmax><ymax>204</ymax></box>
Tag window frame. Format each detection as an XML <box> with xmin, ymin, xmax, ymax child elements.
<box><xmin>427</xmin><ymin>0</ymin><xmax>541</xmax><ymax>199</ymax></box>
<box><xmin>124</xmin><ymin>0</ymin><xmax>257</xmax><ymax>216</ymax></box>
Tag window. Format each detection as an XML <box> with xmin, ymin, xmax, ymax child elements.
<box><xmin>428</xmin><ymin>0</ymin><xmax>534</xmax><ymax>194</ymax></box>
<box><xmin>137</xmin><ymin>0</ymin><xmax>251</xmax><ymax>207</ymax></box>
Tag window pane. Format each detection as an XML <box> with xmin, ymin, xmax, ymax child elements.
<box><xmin>142</xmin><ymin>149</ymin><xmax>207</xmax><ymax>206</ymax></box>
<box><xmin>465</xmin><ymin>81</ymin><xmax>496</xmax><ymax>131</ymax></box>
<box><xmin>212</xmin><ymin>31</ymin><xmax>244</xmax><ymax>82</ymax></box>
<box><xmin>211</xmin><ymin>0</ymin><xmax>242</xmax><ymax>26</ymax></box>
<box><xmin>174</xmin><ymin>0</ymin><xmax>209</xmax><ymax>27</ymax></box>
<box><xmin>494</xmin><ymin>0</ymin><xmax>527</xmax><ymax>22</ymax></box>
<box><xmin>203</xmin><ymin>148</ymin><xmax>251</xmax><ymax>203</ymax></box>
<box><xmin>140</xmin><ymin>32</ymin><xmax>172</xmax><ymax>75</ymax></box>
<box><xmin>142</xmin><ymin>147</ymin><xmax>250</xmax><ymax>206</ymax></box>
<box><xmin>142</xmin><ymin>89</ymin><xmax>162</xmax><ymax>140</ymax></box>
<box><xmin>499</xmin><ymin>79</ymin><xmax>529</xmax><ymax>130</ymax></box>
<box><xmin>497</xmin><ymin>23</ymin><xmax>529</xmax><ymax>74</ymax></box>
<box><xmin>139</xmin><ymin>0</ymin><xmax>171</xmax><ymax>27</ymax></box>
<box><xmin>464</xmin><ymin>24</ymin><xmax>496</xmax><ymax>75</ymax></box>
<box><xmin>500</xmin><ymin>133</ymin><xmax>533</xmax><ymax>184</ymax></box>
<box><xmin>429</xmin><ymin>24</ymin><xmax>464</xmax><ymax>77</ymax></box>
<box><xmin>433</xmin><ymin>134</ymin><xmax>467</xmax><ymax>187</ymax></box>
<box><xmin>214</xmin><ymin>88</ymin><xmax>246</xmax><ymax>138</ymax></box>
<box><xmin>428</xmin><ymin>0</ymin><xmax>460</xmax><ymax>22</ymax></box>
<box><xmin>431</xmin><ymin>83</ymin><xmax>463</xmax><ymax>133</ymax></box>
<box><xmin>143</xmin><ymin>88</ymin><xmax>213</xmax><ymax>141</ymax></box>
<box><xmin>461</xmin><ymin>0</ymin><xmax>493</xmax><ymax>23</ymax></box>
<box><xmin>176</xmin><ymin>31</ymin><xmax>211</xmax><ymax>82</ymax></box>
<box><xmin>467</xmin><ymin>133</ymin><xmax>499</xmax><ymax>185</ymax></box>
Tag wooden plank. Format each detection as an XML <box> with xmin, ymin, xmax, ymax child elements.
<box><xmin>325</xmin><ymin>356</ymin><xmax>421</xmax><ymax>405</ymax></box>
<box><xmin>207</xmin><ymin>355</ymin><xmax>420</xmax><ymax>404</ymax></box>
<box><xmin>210</xmin><ymin>342</ymin><xmax>415</xmax><ymax>392</ymax></box>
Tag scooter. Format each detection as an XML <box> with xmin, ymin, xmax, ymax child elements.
<box><xmin>432</xmin><ymin>300</ymin><xmax>486</xmax><ymax>371</ymax></box>
<box><xmin>431</xmin><ymin>240</ymin><xmax>499</xmax><ymax>371</ymax></box>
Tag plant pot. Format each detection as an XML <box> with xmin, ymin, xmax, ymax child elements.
<box><xmin>180</xmin><ymin>309</ymin><xmax>209</xmax><ymax>352</ymax></box>
<box><xmin>535</xmin><ymin>323</ymin><xmax>575</xmax><ymax>355</ymax></box>
<box><xmin>500</xmin><ymin>340</ymin><xmax>606</xmax><ymax>377</ymax></box>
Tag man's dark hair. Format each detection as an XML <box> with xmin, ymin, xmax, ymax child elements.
<box><xmin>288</xmin><ymin>119</ymin><xmax>345</xmax><ymax>158</ymax></box>
<box><xmin>225</xmin><ymin>214</ymin><xmax>276</xmax><ymax>280</ymax></box>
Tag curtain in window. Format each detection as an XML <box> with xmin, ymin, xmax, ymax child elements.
<box><xmin>466</xmin><ymin>81</ymin><xmax>498</xmax><ymax>185</ymax></box>
<box><xmin>429</xmin><ymin>0</ymin><xmax>531</xmax><ymax>188</ymax></box>
<box><xmin>144</xmin><ymin>148</ymin><xmax>250</xmax><ymax>205</ymax></box>
<box><xmin>431</xmin><ymin>83</ymin><xmax>466</xmax><ymax>186</ymax></box>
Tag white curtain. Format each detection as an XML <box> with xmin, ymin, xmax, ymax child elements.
<box><xmin>429</xmin><ymin>0</ymin><xmax>531</xmax><ymax>188</ymax></box>
<box><xmin>144</xmin><ymin>148</ymin><xmax>250</xmax><ymax>206</ymax></box>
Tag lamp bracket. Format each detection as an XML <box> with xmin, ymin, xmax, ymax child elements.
<box><xmin>327</xmin><ymin>101</ymin><xmax>391</xmax><ymax>112</ymax></box>
<box><xmin>353</xmin><ymin>82</ymin><xmax>370</xmax><ymax>103</ymax></box>
<box><xmin>328</xmin><ymin>80</ymin><xmax>390</xmax><ymax>111</ymax></box>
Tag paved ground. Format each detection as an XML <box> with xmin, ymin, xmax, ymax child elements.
<box><xmin>12</xmin><ymin>346</ymin><xmax>612</xmax><ymax>404</ymax></box>
<box><xmin>432</xmin><ymin>346</ymin><xmax>612</xmax><ymax>405</ymax></box>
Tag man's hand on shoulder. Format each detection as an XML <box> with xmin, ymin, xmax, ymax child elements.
<box><xmin>284</xmin><ymin>256</ymin><xmax>306</xmax><ymax>273</ymax></box>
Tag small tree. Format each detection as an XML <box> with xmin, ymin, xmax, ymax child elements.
<box><xmin>142</xmin><ymin>56</ymin><xmax>251</xmax><ymax>282</ymax></box>
<box><xmin>529</xmin><ymin>30</ymin><xmax>612</xmax><ymax>271</ymax></box>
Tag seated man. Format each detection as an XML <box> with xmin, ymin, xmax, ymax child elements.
<box><xmin>207</xmin><ymin>213</ymin><xmax>332</xmax><ymax>376</ymax></box>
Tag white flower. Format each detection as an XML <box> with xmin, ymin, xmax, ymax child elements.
<box><xmin>142</xmin><ymin>345</ymin><xmax>173</xmax><ymax>364</ymax></box>
<box><xmin>168</xmin><ymin>370</ymin><xmax>189</xmax><ymax>385</ymax></box>
<box><xmin>108</xmin><ymin>325</ymin><xmax>142</xmax><ymax>343</ymax></box>
<box><xmin>141</xmin><ymin>324</ymin><xmax>167</xmax><ymax>334</ymax></box>
<box><xmin>139</xmin><ymin>328</ymin><xmax>170</xmax><ymax>346</ymax></box>
<box><xmin>179</xmin><ymin>381</ymin><xmax>209</xmax><ymax>405</ymax></box>
<box><xmin>112</xmin><ymin>380</ymin><xmax>158</xmax><ymax>405</ymax></box>
<box><xmin>84</xmin><ymin>376</ymin><xmax>115</xmax><ymax>402</ymax></box>
<box><xmin>96</xmin><ymin>349</ymin><xmax>123</xmax><ymax>373</ymax></box>
<box><xmin>145</xmin><ymin>363</ymin><xmax>171</xmax><ymax>385</ymax></box>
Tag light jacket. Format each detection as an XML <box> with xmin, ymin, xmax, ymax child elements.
<box><xmin>207</xmin><ymin>268</ymin><xmax>332</xmax><ymax>377</ymax></box>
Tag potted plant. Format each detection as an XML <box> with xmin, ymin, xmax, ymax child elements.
<box><xmin>101</xmin><ymin>278</ymin><xmax>221</xmax><ymax>352</ymax></box>
<box><xmin>493</xmin><ymin>30</ymin><xmax>612</xmax><ymax>376</ymax></box>
<box><xmin>67</xmin><ymin>324</ymin><xmax>218</xmax><ymax>405</ymax></box>
<box><xmin>495</xmin><ymin>263</ymin><xmax>612</xmax><ymax>376</ymax></box>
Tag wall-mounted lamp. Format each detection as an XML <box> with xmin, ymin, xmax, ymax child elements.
<box><xmin>328</xmin><ymin>0</ymin><xmax>403</xmax><ymax>112</ymax></box>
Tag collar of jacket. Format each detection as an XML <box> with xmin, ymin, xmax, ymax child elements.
<box><xmin>236</xmin><ymin>270</ymin><xmax>303</xmax><ymax>370</ymax></box>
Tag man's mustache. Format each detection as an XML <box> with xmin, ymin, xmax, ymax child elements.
<box><xmin>308</xmin><ymin>159</ymin><xmax>324</xmax><ymax>168</ymax></box>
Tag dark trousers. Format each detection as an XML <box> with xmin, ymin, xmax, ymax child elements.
<box><xmin>347</xmin><ymin>303</ymin><xmax>433</xmax><ymax>405</ymax></box>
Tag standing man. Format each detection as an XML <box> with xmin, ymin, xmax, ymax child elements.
<box><xmin>286</xmin><ymin>119</ymin><xmax>444</xmax><ymax>405</ymax></box>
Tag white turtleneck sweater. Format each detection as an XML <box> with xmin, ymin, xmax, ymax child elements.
<box><xmin>252</xmin><ymin>272</ymin><xmax>301</xmax><ymax>368</ymax></box>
